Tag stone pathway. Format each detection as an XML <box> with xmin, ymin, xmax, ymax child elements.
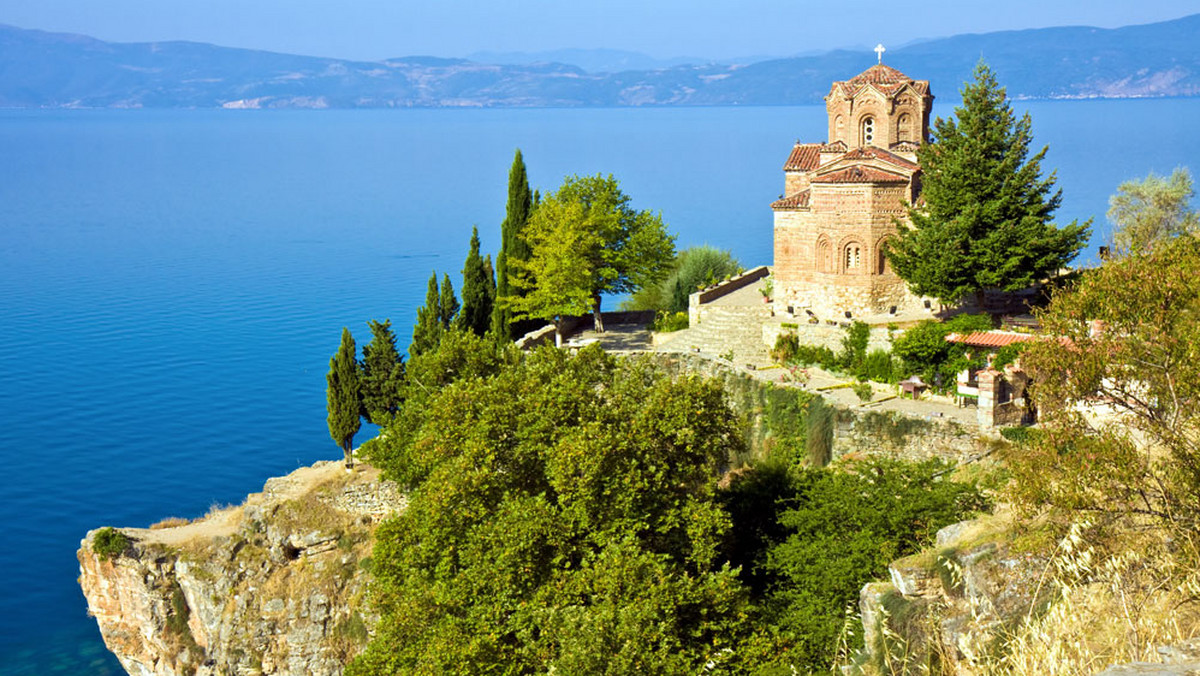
<box><xmin>654</xmin><ymin>280</ymin><xmax>775</xmax><ymax>366</ymax></box>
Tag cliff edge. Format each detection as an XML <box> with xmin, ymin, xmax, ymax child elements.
<box><xmin>78</xmin><ymin>460</ymin><xmax>405</xmax><ymax>676</ymax></box>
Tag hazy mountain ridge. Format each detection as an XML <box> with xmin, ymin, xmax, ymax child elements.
<box><xmin>2</xmin><ymin>14</ymin><xmax>1198</xmax><ymax>109</ymax></box>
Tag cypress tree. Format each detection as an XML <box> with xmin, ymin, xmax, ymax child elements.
<box><xmin>483</xmin><ymin>254</ymin><xmax>496</xmax><ymax>317</ymax></box>
<box><xmin>887</xmin><ymin>60</ymin><xmax>1089</xmax><ymax>306</ymax></box>
<box><xmin>410</xmin><ymin>272</ymin><xmax>443</xmax><ymax>357</ymax></box>
<box><xmin>439</xmin><ymin>274</ymin><xmax>460</xmax><ymax>330</ymax></box>
<box><xmin>360</xmin><ymin>319</ymin><xmax>405</xmax><ymax>424</ymax></box>
<box><xmin>457</xmin><ymin>227</ymin><xmax>493</xmax><ymax>336</ymax></box>
<box><xmin>326</xmin><ymin>327</ymin><xmax>361</xmax><ymax>468</ymax></box>
<box><xmin>492</xmin><ymin>149</ymin><xmax>534</xmax><ymax>338</ymax></box>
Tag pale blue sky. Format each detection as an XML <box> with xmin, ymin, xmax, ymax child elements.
<box><xmin>1</xmin><ymin>0</ymin><xmax>1197</xmax><ymax>61</ymax></box>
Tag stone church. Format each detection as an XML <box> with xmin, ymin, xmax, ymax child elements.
<box><xmin>772</xmin><ymin>62</ymin><xmax>934</xmax><ymax>318</ymax></box>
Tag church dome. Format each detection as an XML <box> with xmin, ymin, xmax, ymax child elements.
<box><xmin>833</xmin><ymin>64</ymin><xmax>930</xmax><ymax>97</ymax></box>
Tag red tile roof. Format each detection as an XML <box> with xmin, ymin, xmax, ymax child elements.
<box><xmin>945</xmin><ymin>331</ymin><xmax>1035</xmax><ymax>348</ymax></box>
<box><xmin>812</xmin><ymin>165</ymin><xmax>909</xmax><ymax>184</ymax></box>
<box><xmin>771</xmin><ymin>190</ymin><xmax>811</xmax><ymax>210</ymax></box>
<box><xmin>783</xmin><ymin>143</ymin><xmax>822</xmax><ymax>172</ymax></box>
<box><xmin>833</xmin><ymin>64</ymin><xmax>930</xmax><ymax>98</ymax></box>
<box><xmin>839</xmin><ymin>146</ymin><xmax>919</xmax><ymax>171</ymax></box>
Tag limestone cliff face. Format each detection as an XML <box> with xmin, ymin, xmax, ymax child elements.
<box><xmin>78</xmin><ymin>461</ymin><xmax>404</xmax><ymax>676</ymax></box>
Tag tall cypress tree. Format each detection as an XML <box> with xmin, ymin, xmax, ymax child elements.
<box><xmin>887</xmin><ymin>60</ymin><xmax>1089</xmax><ymax>306</ymax></box>
<box><xmin>492</xmin><ymin>149</ymin><xmax>533</xmax><ymax>338</ymax></box>
<box><xmin>360</xmin><ymin>319</ymin><xmax>405</xmax><ymax>424</ymax></box>
<box><xmin>439</xmin><ymin>274</ymin><xmax>460</xmax><ymax>330</ymax></box>
<box><xmin>326</xmin><ymin>327</ymin><xmax>361</xmax><ymax>468</ymax></box>
<box><xmin>410</xmin><ymin>272</ymin><xmax>443</xmax><ymax>357</ymax></box>
<box><xmin>457</xmin><ymin>227</ymin><xmax>493</xmax><ymax>336</ymax></box>
<box><xmin>483</xmin><ymin>254</ymin><xmax>496</xmax><ymax>317</ymax></box>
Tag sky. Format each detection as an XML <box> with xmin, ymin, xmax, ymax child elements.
<box><xmin>1</xmin><ymin>0</ymin><xmax>1198</xmax><ymax>62</ymax></box>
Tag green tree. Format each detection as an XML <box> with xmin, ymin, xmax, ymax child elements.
<box><xmin>456</xmin><ymin>227</ymin><xmax>494</xmax><ymax>336</ymax></box>
<box><xmin>1108</xmin><ymin>168</ymin><xmax>1198</xmax><ymax>256</ymax></box>
<box><xmin>492</xmin><ymin>149</ymin><xmax>534</xmax><ymax>339</ymax></box>
<box><xmin>359</xmin><ymin>319</ymin><xmax>405</xmax><ymax>425</ymax></box>
<box><xmin>521</xmin><ymin>174</ymin><xmax>675</xmax><ymax>332</ymax></box>
<box><xmin>887</xmin><ymin>60</ymin><xmax>1090</xmax><ymax>306</ymax></box>
<box><xmin>326</xmin><ymin>327</ymin><xmax>361</xmax><ymax>468</ymax></box>
<box><xmin>622</xmin><ymin>245</ymin><xmax>743</xmax><ymax>313</ymax></box>
<box><xmin>438</xmin><ymin>273</ymin><xmax>459</xmax><ymax>330</ymax></box>
<box><xmin>409</xmin><ymin>272</ymin><xmax>442</xmax><ymax>358</ymax></box>
<box><xmin>1016</xmin><ymin>234</ymin><xmax>1200</xmax><ymax>530</ymax></box>
<box><xmin>504</xmin><ymin>197</ymin><xmax>598</xmax><ymax>347</ymax></box>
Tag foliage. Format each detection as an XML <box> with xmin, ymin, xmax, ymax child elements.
<box><xmin>859</xmin><ymin>348</ymin><xmax>897</xmax><ymax>383</ymax></box>
<box><xmin>492</xmin><ymin>149</ymin><xmax>534</xmax><ymax>339</ymax></box>
<box><xmin>456</xmin><ymin>226</ymin><xmax>494</xmax><ymax>337</ymax></box>
<box><xmin>349</xmin><ymin>346</ymin><xmax>751</xmax><ymax>675</ymax></box>
<box><xmin>359</xmin><ymin>319</ymin><xmax>405</xmax><ymax>425</ymax></box>
<box><xmin>1013</xmin><ymin>235</ymin><xmax>1200</xmax><ymax>530</ymax></box>
<box><xmin>891</xmin><ymin>313</ymin><xmax>992</xmax><ymax>388</ymax></box>
<box><xmin>839</xmin><ymin>320</ymin><xmax>870</xmax><ymax>372</ymax></box>
<box><xmin>1108</xmin><ymin>167</ymin><xmax>1198</xmax><ymax>256</ymax></box>
<box><xmin>409</xmin><ymin>272</ymin><xmax>443</xmax><ymax>357</ymax></box>
<box><xmin>503</xmin><ymin>195</ymin><xmax>598</xmax><ymax>345</ymax></box>
<box><xmin>851</xmin><ymin>381</ymin><xmax>873</xmax><ymax>403</ymax></box>
<box><xmin>92</xmin><ymin>527</ymin><xmax>130</xmax><ymax>561</ymax></box>
<box><xmin>622</xmin><ymin>245</ymin><xmax>742</xmax><ymax>313</ymax></box>
<box><xmin>651</xmin><ymin>310</ymin><xmax>689</xmax><ymax>333</ymax></box>
<box><xmin>887</xmin><ymin>60</ymin><xmax>1090</xmax><ymax>305</ymax></box>
<box><xmin>516</xmin><ymin>174</ymin><xmax>675</xmax><ymax>330</ymax></box>
<box><xmin>437</xmin><ymin>273</ymin><xmax>459</xmax><ymax>330</ymax></box>
<box><xmin>326</xmin><ymin>327</ymin><xmax>361</xmax><ymax>467</ymax></box>
<box><xmin>722</xmin><ymin>458</ymin><xmax>988</xmax><ymax>670</ymax></box>
<box><xmin>991</xmin><ymin>341</ymin><xmax>1026</xmax><ymax>371</ymax></box>
<box><xmin>771</xmin><ymin>332</ymin><xmax>800</xmax><ymax>364</ymax></box>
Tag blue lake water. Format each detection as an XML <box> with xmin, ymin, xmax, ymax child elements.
<box><xmin>0</xmin><ymin>99</ymin><xmax>1197</xmax><ymax>674</ymax></box>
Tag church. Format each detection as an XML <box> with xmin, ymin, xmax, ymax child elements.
<box><xmin>771</xmin><ymin>58</ymin><xmax>934</xmax><ymax>319</ymax></box>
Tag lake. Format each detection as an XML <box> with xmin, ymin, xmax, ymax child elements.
<box><xmin>0</xmin><ymin>98</ymin><xmax>1196</xmax><ymax>674</ymax></box>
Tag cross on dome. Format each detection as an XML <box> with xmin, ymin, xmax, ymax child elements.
<box><xmin>874</xmin><ymin>44</ymin><xmax>886</xmax><ymax>64</ymax></box>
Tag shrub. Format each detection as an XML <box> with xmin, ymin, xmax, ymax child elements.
<box><xmin>851</xmin><ymin>381</ymin><xmax>874</xmax><ymax>402</ymax></box>
<box><xmin>621</xmin><ymin>245</ymin><xmax>743</xmax><ymax>313</ymax></box>
<box><xmin>771</xmin><ymin>333</ymin><xmax>800</xmax><ymax>363</ymax></box>
<box><xmin>858</xmin><ymin>349</ymin><xmax>896</xmax><ymax>383</ymax></box>
<box><xmin>652</xmin><ymin>310</ymin><xmax>689</xmax><ymax>333</ymax></box>
<box><xmin>839</xmin><ymin>320</ymin><xmax>870</xmax><ymax>370</ymax></box>
<box><xmin>795</xmin><ymin>344</ymin><xmax>839</xmax><ymax>369</ymax></box>
<box><xmin>93</xmin><ymin>527</ymin><xmax>130</xmax><ymax>561</ymax></box>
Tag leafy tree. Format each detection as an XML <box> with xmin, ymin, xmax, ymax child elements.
<box><xmin>504</xmin><ymin>197</ymin><xmax>597</xmax><ymax>347</ymax></box>
<box><xmin>492</xmin><ymin>149</ymin><xmax>534</xmax><ymax>339</ymax></box>
<box><xmin>359</xmin><ymin>319</ymin><xmax>405</xmax><ymax>424</ymax></box>
<box><xmin>520</xmin><ymin>174</ymin><xmax>675</xmax><ymax>332</ymax></box>
<box><xmin>326</xmin><ymin>327</ymin><xmax>361</xmax><ymax>468</ymax></box>
<box><xmin>1015</xmin><ymin>234</ymin><xmax>1200</xmax><ymax>531</ymax></box>
<box><xmin>437</xmin><ymin>273</ymin><xmax>459</xmax><ymax>329</ymax></box>
<box><xmin>348</xmin><ymin>346</ymin><xmax>751</xmax><ymax>675</ymax></box>
<box><xmin>887</xmin><ymin>60</ymin><xmax>1090</xmax><ymax>306</ymax></box>
<box><xmin>408</xmin><ymin>272</ymin><xmax>442</xmax><ymax>357</ymax></box>
<box><xmin>891</xmin><ymin>313</ymin><xmax>992</xmax><ymax>388</ymax></box>
<box><xmin>1108</xmin><ymin>167</ymin><xmax>1198</xmax><ymax>256</ymax></box>
<box><xmin>456</xmin><ymin>227</ymin><xmax>493</xmax><ymax>336</ymax></box>
<box><xmin>622</xmin><ymin>245</ymin><xmax>743</xmax><ymax>313</ymax></box>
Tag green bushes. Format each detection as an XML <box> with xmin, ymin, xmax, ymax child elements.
<box><xmin>92</xmin><ymin>527</ymin><xmax>130</xmax><ymax>561</ymax></box>
<box><xmin>652</xmin><ymin>310</ymin><xmax>689</xmax><ymax>333</ymax></box>
<box><xmin>622</xmin><ymin>245</ymin><xmax>742</xmax><ymax>313</ymax></box>
<box><xmin>891</xmin><ymin>313</ymin><xmax>992</xmax><ymax>390</ymax></box>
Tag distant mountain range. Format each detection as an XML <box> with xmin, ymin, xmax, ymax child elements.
<box><xmin>1</xmin><ymin>14</ymin><xmax>1198</xmax><ymax>109</ymax></box>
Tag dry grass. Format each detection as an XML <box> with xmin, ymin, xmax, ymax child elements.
<box><xmin>149</xmin><ymin>517</ymin><xmax>191</xmax><ymax>530</ymax></box>
<box><xmin>962</xmin><ymin>522</ymin><xmax>1200</xmax><ymax>676</ymax></box>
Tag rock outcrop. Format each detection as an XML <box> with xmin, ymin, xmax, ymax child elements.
<box><xmin>78</xmin><ymin>461</ymin><xmax>405</xmax><ymax>676</ymax></box>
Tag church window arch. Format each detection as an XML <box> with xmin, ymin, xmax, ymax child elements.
<box><xmin>876</xmin><ymin>237</ymin><xmax>894</xmax><ymax>275</ymax></box>
<box><xmin>844</xmin><ymin>242</ymin><xmax>863</xmax><ymax>273</ymax></box>
<box><xmin>816</xmin><ymin>236</ymin><xmax>832</xmax><ymax>273</ymax></box>
<box><xmin>896</xmin><ymin>113</ymin><xmax>912</xmax><ymax>143</ymax></box>
<box><xmin>860</xmin><ymin>116</ymin><xmax>875</xmax><ymax>146</ymax></box>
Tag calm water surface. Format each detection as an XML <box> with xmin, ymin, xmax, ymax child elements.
<box><xmin>0</xmin><ymin>100</ymin><xmax>1196</xmax><ymax>674</ymax></box>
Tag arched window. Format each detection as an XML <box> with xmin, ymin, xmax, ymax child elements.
<box><xmin>896</xmin><ymin>113</ymin><xmax>912</xmax><ymax>143</ymax></box>
<box><xmin>816</xmin><ymin>237</ymin><xmax>831</xmax><ymax>273</ymax></box>
<box><xmin>844</xmin><ymin>243</ymin><xmax>862</xmax><ymax>272</ymax></box>
<box><xmin>860</xmin><ymin>116</ymin><xmax>875</xmax><ymax>146</ymax></box>
<box><xmin>878</xmin><ymin>247</ymin><xmax>890</xmax><ymax>275</ymax></box>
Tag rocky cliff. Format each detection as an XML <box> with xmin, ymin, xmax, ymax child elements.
<box><xmin>78</xmin><ymin>460</ymin><xmax>404</xmax><ymax>676</ymax></box>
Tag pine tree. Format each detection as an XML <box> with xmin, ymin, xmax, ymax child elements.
<box><xmin>410</xmin><ymin>272</ymin><xmax>443</xmax><ymax>357</ymax></box>
<box><xmin>439</xmin><ymin>274</ymin><xmax>459</xmax><ymax>329</ymax></box>
<box><xmin>456</xmin><ymin>227</ymin><xmax>494</xmax><ymax>336</ymax></box>
<box><xmin>326</xmin><ymin>327</ymin><xmax>361</xmax><ymax>468</ymax></box>
<box><xmin>492</xmin><ymin>149</ymin><xmax>534</xmax><ymax>338</ymax></box>
<box><xmin>887</xmin><ymin>60</ymin><xmax>1090</xmax><ymax>306</ymax></box>
<box><xmin>359</xmin><ymin>319</ymin><xmax>405</xmax><ymax>424</ymax></box>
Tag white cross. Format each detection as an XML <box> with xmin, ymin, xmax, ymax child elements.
<box><xmin>874</xmin><ymin>43</ymin><xmax>886</xmax><ymax>64</ymax></box>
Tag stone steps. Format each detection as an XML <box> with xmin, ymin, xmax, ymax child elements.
<box><xmin>657</xmin><ymin>306</ymin><xmax>772</xmax><ymax>364</ymax></box>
